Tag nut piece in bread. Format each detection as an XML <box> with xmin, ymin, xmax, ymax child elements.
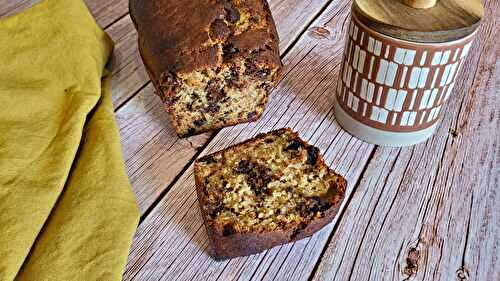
<box><xmin>194</xmin><ymin>128</ymin><xmax>347</xmax><ymax>259</ymax></box>
<box><xmin>130</xmin><ymin>0</ymin><xmax>283</xmax><ymax>137</ymax></box>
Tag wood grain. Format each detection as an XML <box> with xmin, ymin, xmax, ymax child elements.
<box><xmin>312</xmin><ymin>1</ymin><xmax>499</xmax><ymax>280</ymax></box>
<box><xmin>402</xmin><ymin>0</ymin><xmax>437</xmax><ymax>9</ymax></box>
<box><xmin>112</xmin><ymin>0</ymin><xmax>336</xmax><ymax>213</ymax></box>
<box><xmin>106</xmin><ymin>15</ymin><xmax>149</xmax><ymax>108</ymax></box>
<box><xmin>122</xmin><ymin>1</ymin><xmax>380</xmax><ymax>279</ymax></box>
<box><xmin>116</xmin><ymin>84</ymin><xmax>210</xmax><ymax>213</ymax></box>
<box><xmin>0</xmin><ymin>0</ymin><xmax>38</xmax><ymax>17</ymax></box>
<box><xmin>0</xmin><ymin>0</ymin><xmax>128</xmax><ymax>27</ymax></box>
<box><xmin>354</xmin><ymin>0</ymin><xmax>484</xmax><ymax>42</ymax></box>
<box><xmin>85</xmin><ymin>0</ymin><xmax>128</xmax><ymax>28</ymax></box>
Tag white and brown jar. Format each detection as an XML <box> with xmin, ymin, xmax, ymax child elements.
<box><xmin>333</xmin><ymin>0</ymin><xmax>484</xmax><ymax>146</ymax></box>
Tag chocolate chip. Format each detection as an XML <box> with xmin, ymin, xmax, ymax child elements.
<box><xmin>296</xmin><ymin>202</ymin><xmax>308</xmax><ymax>216</ymax></box>
<box><xmin>194</xmin><ymin>119</ymin><xmax>205</xmax><ymax>127</ymax></box>
<box><xmin>263</xmin><ymin>187</ymin><xmax>273</xmax><ymax>196</ymax></box>
<box><xmin>225</xmin><ymin>67</ymin><xmax>241</xmax><ymax>88</ymax></box>
<box><xmin>223</xmin><ymin>43</ymin><xmax>239</xmax><ymax>56</ymax></box>
<box><xmin>286</xmin><ymin>139</ymin><xmax>304</xmax><ymax>151</ymax></box>
<box><xmin>206</xmin><ymin>81</ymin><xmax>226</xmax><ymax>103</ymax></box>
<box><xmin>232</xmin><ymin>64</ymin><xmax>242</xmax><ymax>72</ymax></box>
<box><xmin>186</xmin><ymin>102</ymin><xmax>193</xmax><ymax>111</ymax></box>
<box><xmin>225</xmin><ymin>6</ymin><xmax>240</xmax><ymax>23</ymax></box>
<box><xmin>245</xmin><ymin>61</ymin><xmax>258</xmax><ymax>75</ymax></box>
<box><xmin>306</xmin><ymin>146</ymin><xmax>319</xmax><ymax>166</ymax></box>
<box><xmin>264</xmin><ymin>83</ymin><xmax>273</xmax><ymax>93</ymax></box>
<box><xmin>205</xmin><ymin>103</ymin><xmax>220</xmax><ymax>113</ymax></box>
<box><xmin>255</xmin><ymin>69</ymin><xmax>270</xmax><ymax>80</ymax></box>
<box><xmin>199</xmin><ymin>155</ymin><xmax>216</xmax><ymax>164</ymax></box>
<box><xmin>245</xmin><ymin>61</ymin><xmax>271</xmax><ymax>81</ymax></box>
<box><xmin>234</xmin><ymin>160</ymin><xmax>254</xmax><ymax>174</ymax></box>
<box><xmin>225</xmin><ymin>76</ymin><xmax>239</xmax><ymax>88</ymax></box>
<box><xmin>186</xmin><ymin>128</ymin><xmax>196</xmax><ymax>136</ymax></box>
<box><xmin>234</xmin><ymin>160</ymin><xmax>274</xmax><ymax>194</ymax></box>
<box><xmin>250</xmin><ymin>15</ymin><xmax>260</xmax><ymax>23</ymax></box>
<box><xmin>210</xmin><ymin>203</ymin><xmax>224</xmax><ymax>218</ymax></box>
<box><xmin>165</xmin><ymin>96</ymin><xmax>179</xmax><ymax>106</ymax></box>
<box><xmin>247</xmin><ymin>111</ymin><xmax>257</xmax><ymax>119</ymax></box>
<box><xmin>222</xmin><ymin>223</ymin><xmax>236</xmax><ymax>236</ymax></box>
<box><xmin>209</xmin><ymin>19</ymin><xmax>231</xmax><ymax>41</ymax></box>
<box><xmin>247</xmin><ymin>165</ymin><xmax>274</xmax><ymax>194</ymax></box>
<box><xmin>309</xmin><ymin>196</ymin><xmax>331</xmax><ymax>213</ymax></box>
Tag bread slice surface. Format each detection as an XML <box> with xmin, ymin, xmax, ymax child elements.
<box><xmin>194</xmin><ymin>128</ymin><xmax>347</xmax><ymax>259</ymax></box>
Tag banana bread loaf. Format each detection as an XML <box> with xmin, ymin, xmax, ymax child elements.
<box><xmin>130</xmin><ymin>0</ymin><xmax>283</xmax><ymax>137</ymax></box>
<box><xmin>194</xmin><ymin>128</ymin><xmax>347</xmax><ymax>259</ymax></box>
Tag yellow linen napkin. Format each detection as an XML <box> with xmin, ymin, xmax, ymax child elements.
<box><xmin>0</xmin><ymin>0</ymin><xmax>140</xmax><ymax>280</ymax></box>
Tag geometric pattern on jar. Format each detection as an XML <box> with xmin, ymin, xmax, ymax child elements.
<box><xmin>336</xmin><ymin>12</ymin><xmax>475</xmax><ymax>132</ymax></box>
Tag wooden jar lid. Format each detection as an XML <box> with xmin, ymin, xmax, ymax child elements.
<box><xmin>353</xmin><ymin>0</ymin><xmax>484</xmax><ymax>43</ymax></box>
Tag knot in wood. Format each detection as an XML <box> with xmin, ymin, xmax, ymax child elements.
<box><xmin>403</xmin><ymin>247</ymin><xmax>420</xmax><ymax>277</ymax></box>
<box><xmin>449</xmin><ymin>129</ymin><xmax>459</xmax><ymax>138</ymax></box>
<box><xmin>456</xmin><ymin>267</ymin><xmax>470</xmax><ymax>280</ymax></box>
<box><xmin>308</xmin><ymin>26</ymin><xmax>331</xmax><ymax>39</ymax></box>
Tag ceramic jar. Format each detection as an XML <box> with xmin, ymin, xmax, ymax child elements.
<box><xmin>333</xmin><ymin>3</ymin><xmax>480</xmax><ymax>147</ymax></box>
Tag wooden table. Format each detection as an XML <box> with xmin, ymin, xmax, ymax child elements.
<box><xmin>1</xmin><ymin>1</ymin><xmax>498</xmax><ymax>280</ymax></box>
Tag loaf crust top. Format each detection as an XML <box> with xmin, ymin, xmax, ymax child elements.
<box><xmin>130</xmin><ymin>0</ymin><xmax>281</xmax><ymax>79</ymax></box>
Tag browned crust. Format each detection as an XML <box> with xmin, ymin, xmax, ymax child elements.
<box><xmin>131</xmin><ymin>0</ymin><xmax>282</xmax><ymax>77</ymax></box>
<box><xmin>130</xmin><ymin>0</ymin><xmax>283</xmax><ymax>137</ymax></box>
<box><xmin>194</xmin><ymin>128</ymin><xmax>347</xmax><ymax>260</ymax></box>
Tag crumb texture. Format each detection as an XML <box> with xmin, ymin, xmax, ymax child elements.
<box><xmin>131</xmin><ymin>0</ymin><xmax>282</xmax><ymax>137</ymax></box>
<box><xmin>196</xmin><ymin>129</ymin><xmax>346</xmax><ymax>234</ymax></box>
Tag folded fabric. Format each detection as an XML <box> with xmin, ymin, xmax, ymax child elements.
<box><xmin>0</xmin><ymin>0</ymin><xmax>140</xmax><ymax>280</ymax></box>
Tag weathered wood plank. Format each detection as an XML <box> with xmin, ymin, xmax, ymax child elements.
<box><xmin>85</xmin><ymin>0</ymin><xmax>128</xmax><ymax>28</ymax></box>
<box><xmin>122</xmin><ymin>1</ymin><xmax>379</xmax><ymax>280</ymax></box>
<box><xmin>106</xmin><ymin>15</ymin><xmax>149</xmax><ymax>108</ymax></box>
<box><xmin>312</xmin><ymin>1</ymin><xmax>499</xmax><ymax>280</ymax></box>
<box><xmin>112</xmin><ymin>0</ymin><xmax>336</xmax><ymax>213</ymax></box>
<box><xmin>0</xmin><ymin>0</ymin><xmax>37</xmax><ymax>17</ymax></box>
<box><xmin>116</xmin><ymin>84</ymin><xmax>210</xmax><ymax>213</ymax></box>
<box><xmin>0</xmin><ymin>0</ymin><xmax>128</xmax><ymax>28</ymax></box>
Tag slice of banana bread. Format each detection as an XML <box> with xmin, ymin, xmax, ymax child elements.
<box><xmin>194</xmin><ymin>128</ymin><xmax>347</xmax><ymax>259</ymax></box>
<box><xmin>130</xmin><ymin>0</ymin><xmax>283</xmax><ymax>137</ymax></box>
